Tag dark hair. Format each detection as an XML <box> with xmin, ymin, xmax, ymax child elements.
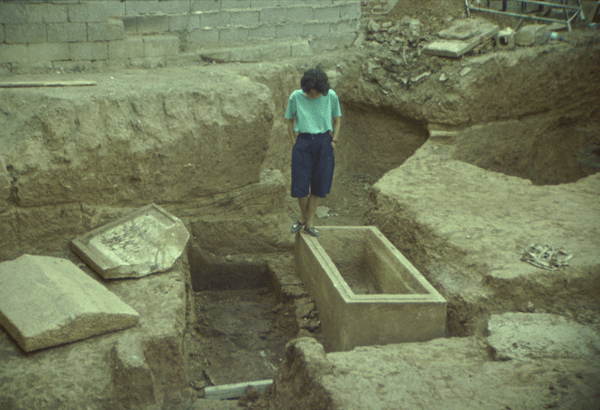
<box><xmin>301</xmin><ymin>68</ymin><xmax>330</xmax><ymax>96</ymax></box>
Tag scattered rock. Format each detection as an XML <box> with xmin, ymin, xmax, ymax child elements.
<box><xmin>352</xmin><ymin>32</ymin><xmax>366</xmax><ymax>48</ymax></box>
<box><xmin>409</xmin><ymin>19</ymin><xmax>422</xmax><ymax>37</ymax></box>
<box><xmin>367</xmin><ymin>19</ymin><xmax>381</xmax><ymax>33</ymax></box>
<box><xmin>316</xmin><ymin>206</ymin><xmax>330</xmax><ymax>219</ymax></box>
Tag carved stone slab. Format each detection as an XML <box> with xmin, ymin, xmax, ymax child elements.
<box><xmin>71</xmin><ymin>204</ymin><xmax>190</xmax><ymax>279</ymax></box>
<box><xmin>0</xmin><ymin>255</ymin><xmax>139</xmax><ymax>352</ymax></box>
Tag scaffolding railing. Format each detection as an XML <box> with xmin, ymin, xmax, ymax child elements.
<box><xmin>464</xmin><ymin>0</ymin><xmax>585</xmax><ymax>31</ymax></box>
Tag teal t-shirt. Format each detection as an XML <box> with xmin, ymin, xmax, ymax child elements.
<box><xmin>285</xmin><ymin>89</ymin><xmax>342</xmax><ymax>134</ymax></box>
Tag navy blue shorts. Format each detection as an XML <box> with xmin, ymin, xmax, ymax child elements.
<box><xmin>291</xmin><ymin>132</ymin><xmax>335</xmax><ymax>198</ymax></box>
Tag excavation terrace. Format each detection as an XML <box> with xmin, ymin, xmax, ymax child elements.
<box><xmin>1</xmin><ymin>1</ymin><xmax>600</xmax><ymax>409</ymax></box>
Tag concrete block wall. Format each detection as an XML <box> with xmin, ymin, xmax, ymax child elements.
<box><xmin>0</xmin><ymin>0</ymin><xmax>361</xmax><ymax>73</ymax></box>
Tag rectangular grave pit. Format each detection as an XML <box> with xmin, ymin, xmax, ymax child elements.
<box><xmin>295</xmin><ymin>226</ymin><xmax>447</xmax><ymax>352</ymax></box>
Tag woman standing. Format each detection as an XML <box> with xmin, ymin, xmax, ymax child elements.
<box><xmin>286</xmin><ymin>69</ymin><xmax>342</xmax><ymax>237</ymax></box>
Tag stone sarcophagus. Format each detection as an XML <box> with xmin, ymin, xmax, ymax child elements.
<box><xmin>295</xmin><ymin>226</ymin><xmax>446</xmax><ymax>352</ymax></box>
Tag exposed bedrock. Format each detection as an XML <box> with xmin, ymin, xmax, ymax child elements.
<box><xmin>364</xmin><ymin>140</ymin><xmax>600</xmax><ymax>336</ymax></box>
<box><xmin>0</xmin><ymin>67</ymin><xmax>295</xmax><ymax>260</ymax></box>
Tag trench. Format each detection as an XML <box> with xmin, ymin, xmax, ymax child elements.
<box><xmin>184</xmin><ymin>91</ymin><xmax>600</xmax><ymax>389</ymax></box>
<box><xmin>185</xmin><ymin>246</ymin><xmax>314</xmax><ymax>392</ymax></box>
<box><xmin>1</xmin><ymin>48</ymin><xmax>599</xmax><ymax>408</ymax></box>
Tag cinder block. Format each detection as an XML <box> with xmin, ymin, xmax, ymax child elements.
<box><xmin>288</xmin><ymin>6</ymin><xmax>314</xmax><ymax>22</ymax></box>
<box><xmin>222</xmin><ymin>0</ymin><xmax>251</xmax><ymax>9</ymax></box>
<box><xmin>26</xmin><ymin>4</ymin><xmax>69</xmax><ymax>23</ymax></box>
<box><xmin>5</xmin><ymin>24</ymin><xmax>47</xmax><ymax>44</ymax></box>
<box><xmin>495</xmin><ymin>28</ymin><xmax>515</xmax><ymax>50</ymax></box>
<box><xmin>189</xmin><ymin>27</ymin><xmax>219</xmax><ymax>43</ymax></box>
<box><xmin>0</xmin><ymin>3</ymin><xmax>27</xmax><ymax>25</ymax></box>
<box><xmin>125</xmin><ymin>0</ymin><xmax>160</xmax><ymax>15</ymax></box>
<box><xmin>69</xmin><ymin>41</ymin><xmax>109</xmax><ymax>61</ymax></box>
<box><xmin>340</xmin><ymin>1</ymin><xmax>361</xmax><ymax>19</ymax></box>
<box><xmin>315</xmin><ymin>5</ymin><xmax>341</xmax><ymax>21</ymax></box>
<box><xmin>247</xmin><ymin>24</ymin><xmax>276</xmax><ymax>39</ymax></box>
<box><xmin>192</xmin><ymin>0</ymin><xmax>223</xmax><ymax>12</ymax></box>
<box><xmin>260</xmin><ymin>6</ymin><xmax>288</xmax><ymax>24</ymax></box>
<box><xmin>136</xmin><ymin>15</ymin><xmax>170</xmax><ymax>33</ymax></box>
<box><xmin>0</xmin><ymin>44</ymin><xmax>29</xmax><ymax>64</ymax></box>
<box><xmin>169</xmin><ymin>14</ymin><xmax>201</xmax><ymax>31</ymax></box>
<box><xmin>303</xmin><ymin>21</ymin><xmax>330</xmax><ymax>37</ymax></box>
<box><xmin>219</xmin><ymin>26</ymin><xmax>249</xmax><ymax>42</ymax></box>
<box><xmin>88</xmin><ymin>19</ymin><xmax>125</xmax><ymax>42</ymax></box>
<box><xmin>159</xmin><ymin>0</ymin><xmax>192</xmax><ymax>14</ymax></box>
<box><xmin>515</xmin><ymin>24</ymin><xmax>548</xmax><ymax>46</ymax></box>
<box><xmin>68</xmin><ymin>2</ymin><xmax>126</xmax><ymax>23</ymax></box>
<box><xmin>108</xmin><ymin>37</ymin><xmax>145</xmax><ymax>59</ymax></box>
<box><xmin>330</xmin><ymin>19</ymin><xmax>358</xmax><ymax>32</ymax></box>
<box><xmin>143</xmin><ymin>35</ymin><xmax>179</xmax><ymax>57</ymax></box>
<box><xmin>48</xmin><ymin>23</ymin><xmax>87</xmax><ymax>43</ymax></box>
<box><xmin>276</xmin><ymin>22</ymin><xmax>304</xmax><ymax>38</ymax></box>
<box><xmin>122</xmin><ymin>16</ymin><xmax>138</xmax><ymax>33</ymax></box>
<box><xmin>28</xmin><ymin>43</ymin><xmax>70</xmax><ymax>64</ymax></box>
<box><xmin>231</xmin><ymin>9</ymin><xmax>260</xmax><ymax>26</ymax></box>
<box><xmin>295</xmin><ymin>226</ymin><xmax>447</xmax><ymax>352</ymax></box>
<box><xmin>200</xmin><ymin>10</ymin><xmax>231</xmax><ymax>27</ymax></box>
<box><xmin>251</xmin><ymin>0</ymin><xmax>281</xmax><ymax>7</ymax></box>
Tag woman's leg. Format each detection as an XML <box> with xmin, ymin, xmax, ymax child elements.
<box><xmin>302</xmin><ymin>194</ymin><xmax>320</xmax><ymax>229</ymax></box>
<box><xmin>298</xmin><ymin>196</ymin><xmax>308</xmax><ymax>224</ymax></box>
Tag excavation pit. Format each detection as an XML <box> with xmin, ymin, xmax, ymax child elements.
<box><xmin>187</xmin><ymin>250</ymin><xmax>298</xmax><ymax>386</ymax></box>
<box><xmin>295</xmin><ymin>226</ymin><xmax>447</xmax><ymax>352</ymax></box>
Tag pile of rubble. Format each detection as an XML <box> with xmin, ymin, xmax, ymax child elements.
<box><xmin>355</xmin><ymin>16</ymin><xmax>570</xmax><ymax>88</ymax></box>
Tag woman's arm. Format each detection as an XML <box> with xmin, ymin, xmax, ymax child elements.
<box><xmin>331</xmin><ymin>116</ymin><xmax>341</xmax><ymax>144</ymax></box>
<box><xmin>287</xmin><ymin>118</ymin><xmax>297</xmax><ymax>144</ymax></box>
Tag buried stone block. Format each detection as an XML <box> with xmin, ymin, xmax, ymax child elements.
<box><xmin>71</xmin><ymin>204</ymin><xmax>190</xmax><ymax>279</ymax></box>
<box><xmin>0</xmin><ymin>255</ymin><xmax>139</xmax><ymax>352</ymax></box>
<box><xmin>295</xmin><ymin>226</ymin><xmax>446</xmax><ymax>352</ymax></box>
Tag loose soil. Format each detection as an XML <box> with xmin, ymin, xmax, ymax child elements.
<box><xmin>1</xmin><ymin>0</ymin><xmax>599</xmax><ymax>408</ymax></box>
<box><xmin>187</xmin><ymin>288</ymin><xmax>297</xmax><ymax>388</ymax></box>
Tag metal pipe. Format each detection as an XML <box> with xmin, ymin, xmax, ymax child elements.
<box><xmin>511</xmin><ymin>0</ymin><xmax>580</xmax><ymax>11</ymax></box>
<box><xmin>467</xmin><ymin>4</ymin><xmax>579</xmax><ymax>31</ymax></box>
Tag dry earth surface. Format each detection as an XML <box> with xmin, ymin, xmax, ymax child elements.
<box><xmin>1</xmin><ymin>0</ymin><xmax>600</xmax><ymax>409</ymax></box>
